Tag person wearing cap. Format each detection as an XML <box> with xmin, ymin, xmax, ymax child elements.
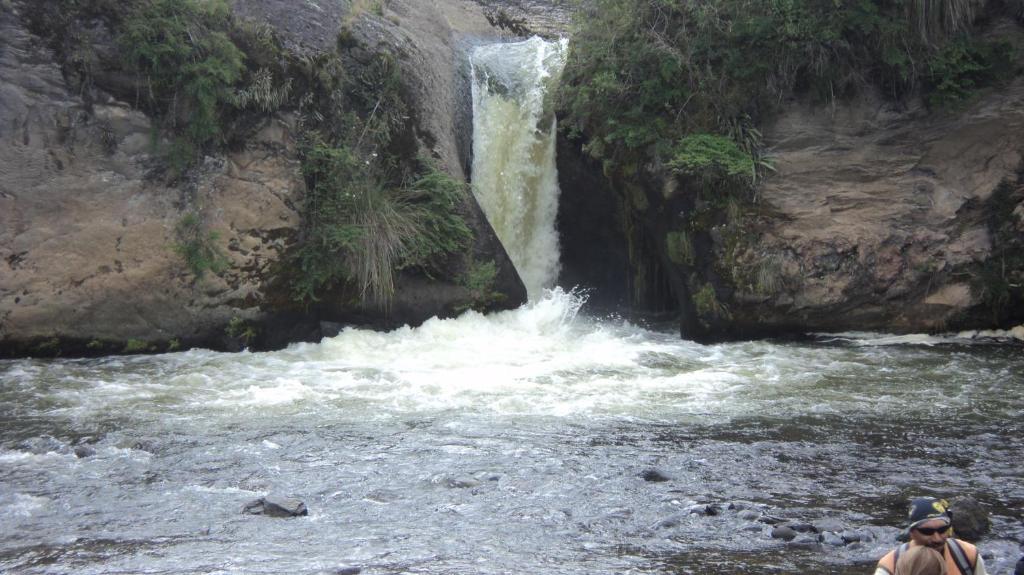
<box><xmin>874</xmin><ymin>497</ymin><xmax>987</xmax><ymax>575</ymax></box>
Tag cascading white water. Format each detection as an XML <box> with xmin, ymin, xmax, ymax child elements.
<box><xmin>470</xmin><ymin>37</ymin><xmax>568</xmax><ymax>301</ymax></box>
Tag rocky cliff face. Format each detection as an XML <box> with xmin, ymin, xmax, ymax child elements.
<box><xmin>0</xmin><ymin>0</ymin><xmax>529</xmax><ymax>356</ymax></box>
<box><xmin>722</xmin><ymin>84</ymin><xmax>1024</xmax><ymax>335</ymax></box>
<box><xmin>0</xmin><ymin>4</ymin><xmax>314</xmax><ymax>355</ymax></box>
<box><xmin>564</xmin><ymin>79</ymin><xmax>1024</xmax><ymax>340</ymax></box>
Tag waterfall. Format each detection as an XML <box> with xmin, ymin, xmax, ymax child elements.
<box><xmin>470</xmin><ymin>37</ymin><xmax>568</xmax><ymax>301</ymax></box>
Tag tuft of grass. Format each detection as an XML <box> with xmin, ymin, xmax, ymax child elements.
<box><xmin>173</xmin><ymin>212</ymin><xmax>229</xmax><ymax>278</ymax></box>
<box><xmin>458</xmin><ymin>259</ymin><xmax>505</xmax><ymax>312</ymax></box>
<box><xmin>225</xmin><ymin>316</ymin><xmax>257</xmax><ymax>346</ymax></box>
<box><xmin>123</xmin><ymin>339</ymin><xmax>155</xmax><ymax>353</ymax></box>
<box><xmin>693</xmin><ymin>282</ymin><xmax>731</xmax><ymax>324</ymax></box>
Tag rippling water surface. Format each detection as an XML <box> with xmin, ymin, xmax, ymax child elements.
<box><xmin>2</xmin><ymin>290</ymin><xmax>1022</xmax><ymax>574</ymax></box>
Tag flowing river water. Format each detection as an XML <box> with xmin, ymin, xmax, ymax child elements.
<box><xmin>3</xmin><ymin>36</ymin><xmax>1024</xmax><ymax>574</ymax></box>
<box><xmin>1</xmin><ymin>290</ymin><xmax>1023</xmax><ymax>574</ymax></box>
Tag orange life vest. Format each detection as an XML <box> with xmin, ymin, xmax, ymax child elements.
<box><xmin>876</xmin><ymin>540</ymin><xmax>979</xmax><ymax>575</ymax></box>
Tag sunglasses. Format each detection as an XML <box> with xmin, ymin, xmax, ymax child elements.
<box><xmin>914</xmin><ymin>525</ymin><xmax>951</xmax><ymax>536</ymax></box>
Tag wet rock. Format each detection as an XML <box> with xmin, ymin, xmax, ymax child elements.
<box><xmin>684</xmin><ymin>503</ymin><xmax>719</xmax><ymax>516</ymax></box>
<box><xmin>771</xmin><ymin>526</ymin><xmax>797</xmax><ymax>541</ymax></box>
<box><xmin>73</xmin><ymin>445</ymin><xmax>96</xmax><ymax>458</ymax></box>
<box><xmin>758</xmin><ymin>515</ymin><xmax>785</xmax><ymax>525</ymax></box>
<box><xmin>949</xmin><ymin>496</ymin><xmax>990</xmax><ymax>542</ymax></box>
<box><xmin>819</xmin><ymin>531</ymin><xmax>845</xmax><ymax>546</ymax></box>
<box><xmin>443</xmin><ymin>476</ymin><xmax>481</xmax><ymax>489</ymax></box>
<box><xmin>840</xmin><ymin>529</ymin><xmax>867</xmax><ymax>543</ymax></box>
<box><xmin>130</xmin><ymin>439</ymin><xmax>159</xmax><ymax>454</ymax></box>
<box><xmin>786</xmin><ymin>522</ymin><xmax>818</xmax><ymax>533</ymax></box>
<box><xmin>1014</xmin><ymin>556</ymin><xmax>1023</xmax><ymax>575</ymax></box>
<box><xmin>642</xmin><ymin>468</ymin><xmax>672</xmax><ymax>482</ymax></box>
<box><xmin>812</xmin><ymin>518</ymin><xmax>844</xmax><ymax>533</ymax></box>
<box><xmin>319</xmin><ymin>321</ymin><xmax>344</xmax><ymax>338</ymax></box>
<box><xmin>21</xmin><ymin>436</ymin><xmax>68</xmax><ymax>455</ymax></box>
<box><xmin>738</xmin><ymin>509</ymin><xmax>761</xmax><ymax>521</ymax></box>
<box><xmin>243</xmin><ymin>496</ymin><xmax>308</xmax><ymax>517</ymax></box>
<box><xmin>334</xmin><ymin>568</ymin><xmax>361</xmax><ymax>575</ymax></box>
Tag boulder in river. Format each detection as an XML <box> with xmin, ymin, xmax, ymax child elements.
<box><xmin>949</xmin><ymin>496</ymin><xmax>990</xmax><ymax>542</ymax></box>
<box><xmin>641</xmin><ymin>468</ymin><xmax>672</xmax><ymax>482</ymax></box>
<box><xmin>771</xmin><ymin>526</ymin><xmax>797</xmax><ymax>541</ymax></box>
<box><xmin>242</xmin><ymin>495</ymin><xmax>308</xmax><ymax>517</ymax></box>
<box><xmin>819</xmin><ymin>531</ymin><xmax>845</xmax><ymax>546</ymax></box>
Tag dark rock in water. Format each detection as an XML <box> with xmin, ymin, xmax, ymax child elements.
<box><xmin>684</xmin><ymin>503</ymin><xmax>717</xmax><ymax>516</ymax></box>
<box><xmin>642</xmin><ymin>468</ymin><xmax>672</xmax><ymax>482</ymax></box>
<box><xmin>73</xmin><ymin>445</ymin><xmax>96</xmax><ymax>458</ymax></box>
<box><xmin>319</xmin><ymin>321</ymin><xmax>344</xmax><ymax>338</ymax></box>
<box><xmin>819</xmin><ymin>531</ymin><xmax>845</xmax><ymax>546</ymax></box>
<box><xmin>758</xmin><ymin>515</ymin><xmax>785</xmax><ymax>525</ymax></box>
<box><xmin>771</xmin><ymin>526</ymin><xmax>797</xmax><ymax>541</ymax></box>
<box><xmin>1014</xmin><ymin>556</ymin><xmax>1023</xmax><ymax>575</ymax></box>
<box><xmin>335</xmin><ymin>567</ymin><xmax>361</xmax><ymax>575</ymax></box>
<box><xmin>130</xmin><ymin>439</ymin><xmax>159</xmax><ymax>454</ymax></box>
<box><xmin>242</xmin><ymin>496</ymin><xmax>308</xmax><ymax>517</ymax></box>
<box><xmin>949</xmin><ymin>496</ymin><xmax>990</xmax><ymax>542</ymax></box>
<box><xmin>22</xmin><ymin>435</ymin><xmax>68</xmax><ymax>455</ymax></box>
<box><xmin>786</xmin><ymin>522</ymin><xmax>818</xmax><ymax>533</ymax></box>
<box><xmin>840</xmin><ymin>529</ymin><xmax>867</xmax><ymax>543</ymax></box>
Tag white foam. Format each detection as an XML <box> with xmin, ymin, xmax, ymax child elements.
<box><xmin>0</xmin><ymin>492</ymin><xmax>50</xmax><ymax>518</ymax></box>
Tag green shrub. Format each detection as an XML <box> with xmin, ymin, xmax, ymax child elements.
<box><xmin>693</xmin><ymin>282</ymin><xmax>731</xmax><ymax>324</ymax></box>
<box><xmin>123</xmin><ymin>339</ymin><xmax>155</xmax><ymax>353</ymax></box>
<box><xmin>119</xmin><ymin>0</ymin><xmax>245</xmax><ymax>163</ymax></box>
<box><xmin>398</xmin><ymin>161</ymin><xmax>473</xmax><ymax>274</ymax></box>
<box><xmin>225</xmin><ymin>316</ymin><xmax>257</xmax><ymax>345</ymax></box>
<box><xmin>560</xmin><ymin>0</ymin><xmax>1019</xmax><ymax>183</ymax></box>
<box><xmin>173</xmin><ymin>212</ymin><xmax>228</xmax><ymax>278</ymax></box>
<box><xmin>668</xmin><ymin>134</ymin><xmax>755</xmax><ymax>188</ymax></box>
<box><xmin>458</xmin><ymin>259</ymin><xmax>505</xmax><ymax>312</ymax></box>
<box><xmin>292</xmin><ymin>142</ymin><xmax>472</xmax><ymax>305</ymax></box>
<box><xmin>925</xmin><ymin>37</ymin><xmax>1016</xmax><ymax>108</ymax></box>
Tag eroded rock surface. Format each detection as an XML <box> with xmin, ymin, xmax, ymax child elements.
<box><xmin>0</xmin><ymin>0</ymin><xmax>537</xmax><ymax>355</ymax></box>
<box><xmin>722</xmin><ymin>82</ymin><xmax>1024</xmax><ymax>334</ymax></box>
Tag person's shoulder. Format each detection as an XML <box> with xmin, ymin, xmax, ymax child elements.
<box><xmin>876</xmin><ymin>548</ymin><xmax>897</xmax><ymax>573</ymax></box>
<box><xmin>951</xmin><ymin>538</ymin><xmax>978</xmax><ymax>551</ymax></box>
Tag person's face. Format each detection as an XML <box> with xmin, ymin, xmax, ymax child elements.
<box><xmin>909</xmin><ymin>519</ymin><xmax>951</xmax><ymax>550</ymax></box>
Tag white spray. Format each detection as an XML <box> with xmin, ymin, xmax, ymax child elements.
<box><xmin>470</xmin><ymin>37</ymin><xmax>569</xmax><ymax>301</ymax></box>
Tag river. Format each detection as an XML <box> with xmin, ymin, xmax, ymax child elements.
<box><xmin>1</xmin><ymin>289</ymin><xmax>1022</xmax><ymax>574</ymax></box>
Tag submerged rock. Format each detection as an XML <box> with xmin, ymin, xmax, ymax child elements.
<box><xmin>73</xmin><ymin>445</ymin><xmax>96</xmax><ymax>458</ymax></box>
<box><xmin>641</xmin><ymin>468</ymin><xmax>672</xmax><ymax>482</ymax></box>
<box><xmin>243</xmin><ymin>496</ymin><xmax>308</xmax><ymax>517</ymax></box>
<box><xmin>819</xmin><ymin>531</ymin><xmax>845</xmax><ymax>546</ymax></box>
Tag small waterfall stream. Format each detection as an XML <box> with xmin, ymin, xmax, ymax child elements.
<box><xmin>470</xmin><ymin>37</ymin><xmax>568</xmax><ymax>300</ymax></box>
